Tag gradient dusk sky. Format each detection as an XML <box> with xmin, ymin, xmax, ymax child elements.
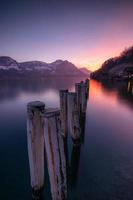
<box><xmin>0</xmin><ymin>0</ymin><xmax>133</xmax><ymax>71</ymax></box>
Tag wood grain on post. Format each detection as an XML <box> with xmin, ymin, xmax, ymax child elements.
<box><xmin>44</xmin><ymin>109</ymin><xmax>67</xmax><ymax>200</ymax></box>
<box><xmin>67</xmin><ymin>92</ymin><xmax>81</xmax><ymax>143</ymax></box>
<box><xmin>27</xmin><ymin>101</ymin><xmax>45</xmax><ymax>198</ymax></box>
<box><xmin>59</xmin><ymin>90</ymin><xmax>68</xmax><ymax>138</ymax></box>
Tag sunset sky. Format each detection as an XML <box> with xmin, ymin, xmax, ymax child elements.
<box><xmin>0</xmin><ymin>0</ymin><xmax>133</xmax><ymax>71</ymax></box>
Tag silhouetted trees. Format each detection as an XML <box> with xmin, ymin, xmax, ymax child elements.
<box><xmin>91</xmin><ymin>45</ymin><xmax>133</xmax><ymax>80</ymax></box>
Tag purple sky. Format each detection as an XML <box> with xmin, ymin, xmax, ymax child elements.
<box><xmin>0</xmin><ymin>0</ymin><xmax>133</xmax><ymax>70</ymax></box>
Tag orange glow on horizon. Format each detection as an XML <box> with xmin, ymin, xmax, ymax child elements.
<box><xmin>75</xmin><ymin>6</ymin><xmax>133</xmax><ymax>72</ymax></box>
<box><xmin>76</xmin><ymin>44</ymin><xmax>132</xmax><ymax>72</ymax></box>
<box><xmin>76</xmin><ymin>41</ymin><xmax>132</xmax><ymax>72</ymax></box>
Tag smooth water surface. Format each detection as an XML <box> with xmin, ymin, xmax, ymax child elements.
<box><xmin>0</xmin><ymin>78</ymin><xmax>133</xmax><ymax>200</ymax></box>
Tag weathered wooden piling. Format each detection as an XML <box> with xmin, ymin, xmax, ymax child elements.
<box><xmin>85</xmin><ymin>78</ymin><xmax>89</xmax><ymax>86</ymax></box>
<box><xmin>27</xmin><ymin>101</ymin><xmax>45</xmax><ymax>199</ymax></box>
<box><xmin>85</xmin><ymin>78</ymin><xmax>90</xmax><ymax>97</ymax></box>
<box><xmin>44</xmin><ymin>109</ymin><xmax>67</xmax><ymax>200</ymax></box>
<box><xmin>59</xmin><ymin>90</ymin><xmax>68</xmax><ymax>137</ymax></box>
<box><xmin>81</xmin><ymin>82</ymin><xmax>88</xmax><ymax>114</ymax></box>
<box><xmin>67</xmin><ymin>92</ymin><xmax>81</xmax><ymax>143</ymax></box>
<box><xmin>75</xmin><ymin>83</ymin><xmax>82</xmax><ymax>114</ymax></box>
<box><xmin>75</xmin><ymin>81</ymin><xmax>89</xmax><ymax>115</ymax></box>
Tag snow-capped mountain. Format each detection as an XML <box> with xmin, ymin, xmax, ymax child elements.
<box><xmin>0</xmin><ymin>56</ymin><xmax>19</xmax><ymax>70</ymax></box>
<box><xmin>0</xmin><ymin>56</ymin><xmax>87</xmax><ymax>78</ymax></box>
<box><xmin>19</xmin><ymin>61</ymin><xmax>51</xmax><ymax>71</ymax></box>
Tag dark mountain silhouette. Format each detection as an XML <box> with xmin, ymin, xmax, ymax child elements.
<box><xmin>0</xmin><ymin>57</ymin><xmax>87</xmax><ymax>79</ymax></box>
<box><xmin>91</xmin><ymin>46</ymin><xmax>133</xmax><ymax>80</ymax></box>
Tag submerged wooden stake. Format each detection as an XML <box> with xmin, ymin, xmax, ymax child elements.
<box><xmin>67</xmin><ymin>92</ymin><xmax>81</xmax><ymax>143</ymax></box>
<box><xmin>44</xmin><ymin>109</ymin><xmax>67</xmax><ymax>200</ymax></box>
<box><xmin>59</xmin><ymin>90</ymin><xmax>68</xmax><ymax>137</ymax></box>
<box><xmin>27</xmin><ymin>101</ymin><xmax>45</xmax><ymax>198</ymax></box>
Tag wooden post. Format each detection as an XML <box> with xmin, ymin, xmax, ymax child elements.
<box><xmin>85</xmin><ymin>78</ymin><xmax>89</xmax><ymax>86</ymax></box>
<box><xmin>67</xmin><ymin>92</ymin><xmax>81</xmax><ymax>143</ymax></box>
<box><xmin>59</xmin><ymin>90</ymin><xmax>68</xmax><ymax>138</ymax></box>
<box><xmin>81</xmin><ymin>83</ymin><xmax>88</xmax><ymax>114</ymax></box>
<box><xmin>75</xmin><ymin>80</ymin><xmax>89</xmax><ymax>115</ymax></box>
<box><xmin>27</xmin><ymin>101</ymin><xmax>45</xmax><ymax>199</ymax></box>
<box><xmin>85</xmin><ymin>78</ymin><xmax>90</xmax><ymax>97</ymax></box>
<box><xmin>44</xmin><ymin>109</ymin><xmax>67</xmax><ymax>200</ymax></box>
<box><xmin>75</xmin><ymin>83</ymin><xmax>82</xmax><ymax>114</ymax></box>
<box><xmin>75</xmin><ymin>81</ymin><xmax>88</xmax><ymax>142</ymax></box>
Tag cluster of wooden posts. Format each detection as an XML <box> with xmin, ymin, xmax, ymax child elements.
<box><xmin>27</xmin><ymin>79</ymin><xmax>89</xmax><ymax>200</ymax></box>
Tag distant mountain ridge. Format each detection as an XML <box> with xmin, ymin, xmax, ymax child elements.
<box><xmin>91</xmin><ymin>46</ymin><xmax>133</xmax><ymax>80</ymax></box>
<box><xmin>79</xmin><ymin>67</ymin><xmax>91</xmax><ymax>75</ymax></box>
<box><xmin>0</xmin><ymin>56</ymin><xmax>19</xmax><ymax>70</ymax></box>
<box><xmin>0</xmin><ymin>56</ymin><xmax>88</xmax><ymax>78</ymax></box>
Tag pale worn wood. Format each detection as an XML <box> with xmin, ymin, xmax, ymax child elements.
<box><xmin>44</xmin><ymin>109</ymin><xmax>67</xmax><ymax>200</ymax></box>
<box><xmin>67</xmin><ymin>92</ymin><xmax>81</xmax><ymax>142</ymax></box>
<box><xmin>59</xmin><ymin>90</ymin><xmax>68</xmax><ymax>137</ymax></box>
<box><xmin>27</xmin><ymin>101</ymin><xmax>45</xmax><ymax>193</ymax></box>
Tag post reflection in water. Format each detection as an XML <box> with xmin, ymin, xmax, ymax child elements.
<box><xmin>80</xmin><ymin>113</ymin><xmax>87</xmax><ymax>144</ymax></box>
<box><xmin>69</xmin><ymin>144</ymin><xmax>81</xmax><ymax>188</ymax></box>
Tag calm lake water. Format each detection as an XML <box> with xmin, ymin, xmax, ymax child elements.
<box><xmin>0</xmin><ymin>77</ymin><xmax>133</xmax><ymax>200</ymax></box>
